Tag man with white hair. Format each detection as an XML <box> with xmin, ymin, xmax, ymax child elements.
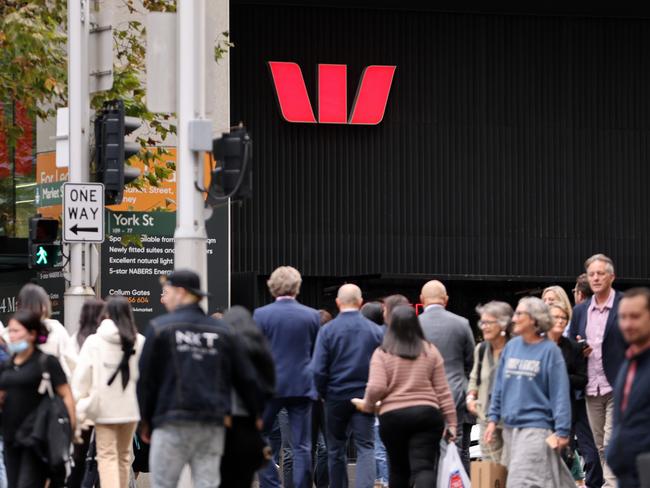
<box><xmin>254</xmin><ymin>266</ymin><xmax>320</xmax><ymax>488</ymax></box>
<box><xmin>418</xmin><ymin>280</ymin><xmax>474</xmax><ymax>472</ymax></box>
<box><xmin>310</xmin><ymin>284</ymin><xmax>383</xmax><ymax>488</ymax></box>
<box><xmin>570</xmin><ymin>254</ymin><xmax>627</xmax><ymax>488</ymax></box>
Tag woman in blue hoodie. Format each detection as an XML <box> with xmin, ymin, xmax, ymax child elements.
<box><xmin>484</xmin><ymin>297</ymin><xmax>575</xmax><ymax>487</ymax></box>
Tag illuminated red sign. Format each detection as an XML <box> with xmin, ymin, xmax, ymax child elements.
<box><xmin>268</xmin><ymin>62</ymin><xmax>396</xmax><ymax>125</ymax></box>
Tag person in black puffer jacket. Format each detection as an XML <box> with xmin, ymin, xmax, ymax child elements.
<box><xmin>220</xmin><ymin>306</ymin><xmax>275</xmax><ymax>488</ymax></box>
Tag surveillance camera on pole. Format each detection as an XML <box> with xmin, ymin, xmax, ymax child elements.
<box><xmin>94</xmin><ymin>99</ymin><xmax>142</xmax><ymax>205</ymax></box>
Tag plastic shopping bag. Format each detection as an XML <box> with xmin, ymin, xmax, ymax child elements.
<box><xmin>437</xmin><ymin>440</ymin><xmax>471</xmax><ymax>488</ymax></box>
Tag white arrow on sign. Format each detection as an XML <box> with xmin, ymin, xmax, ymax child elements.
<box><xmin>63</xmin><ymin>183</ymin><xmax>105</xmax><ymax>243</ymax></box>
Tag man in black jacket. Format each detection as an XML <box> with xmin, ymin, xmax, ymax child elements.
<box><xmin>137</xmin><ymin>269</ymin><xmax>261</xmax><ymax>488</ymax></box>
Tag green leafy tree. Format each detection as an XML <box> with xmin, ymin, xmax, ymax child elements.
<box><xmin>1</xmin><ymin>0</ymin><xmax>231</xmax><ymax>191</ymax></box>
<box><xmin>0</xmin><ymin>0</ymin><xmax>67</xmax><ymax>142</ymax></box>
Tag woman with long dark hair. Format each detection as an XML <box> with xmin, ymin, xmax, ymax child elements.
<box><xmin>352</xmin><ymin>305</ymin><xmax>457</xmax><ymax>488</ymax></box>
<box><xmin>0</xmin><ymin>309</ymin><xmax>75</xmax><ymax>487</ymax></box>
<box><xmin>72</xmin><ymin>297</ymin><xmax>144</xmax><ymax>487</ymax></box>
<box><xmin>67</xmin><ymin>298</ymin><xmax>105</xmax><ymax>488</ymax></box>
<box><xmin>72</xmin><ymin>299</ymin><xmax>105</xmax><ymax>357</ymax></box>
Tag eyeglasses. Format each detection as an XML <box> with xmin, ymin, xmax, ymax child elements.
<box><xmin>478</xmin><ymin>320</ymin><xmax>500</xmax><ymax>328</ymax></box>
<box><xmin>551</xmin><ymin>314</ymin><xmax>568</xmax><ymax>322</ymax></box>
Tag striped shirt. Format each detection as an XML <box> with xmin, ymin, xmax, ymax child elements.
<box><xmin>363</xmin><ymin>341</ymin><xmax>457</xmax><ymax>429</ymax></box>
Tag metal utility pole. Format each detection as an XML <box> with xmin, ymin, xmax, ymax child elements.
<box><xmin>174</xmin><ymin>0</ymin><xmax>208</xmax><ymax>296</ymax></box>
<box><xmin>64</xmin><ymin>0</ymin><xmax>95</xmax><ymax>333</ymax></box>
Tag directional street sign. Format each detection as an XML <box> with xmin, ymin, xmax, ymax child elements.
<box><xmin>63</xmin><ymin>183</ymin><xmax>105</xmax><ymax>243</ymax></box>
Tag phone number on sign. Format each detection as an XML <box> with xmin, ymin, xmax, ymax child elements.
<box><xmin>126</xmin><ymin>296</ymin><xmax>150</xmax><ymax>304</ymax></box>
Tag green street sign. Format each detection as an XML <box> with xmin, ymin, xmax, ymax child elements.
<box><xmin>35</xmin><ymin>181</ymin><xmax>65</xmax><ymax>207</ymax></box>
<box><xmin>106</xmin><ymin>211</ymin><xmax>176</xmax><ymax>236</ymax></box>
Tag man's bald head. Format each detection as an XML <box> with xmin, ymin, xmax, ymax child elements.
<box><xmin>420</xmin><ymin>280</ymin><xmax>448</xmax><ymax>308</ymax></box>
<box><xmin>336</xmin><ymin>284</ymin><xmax>363</xmax><ymax>310</ymax></box>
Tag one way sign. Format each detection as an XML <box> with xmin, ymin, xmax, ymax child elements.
<box><xmin>63</xmin><ymin>183</ymin><xmax>105</xmax><ymax>243</ymax></box>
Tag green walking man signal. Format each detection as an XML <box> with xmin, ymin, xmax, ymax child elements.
<box><xmin>36</xmin><ymin>246</ymin><xmax>48</xmax><ymax>265</ymax></box>
<box><xmin>29</xmin><ymin>244</ymin><xmax>62</xmax><ymax>269</ymax></box>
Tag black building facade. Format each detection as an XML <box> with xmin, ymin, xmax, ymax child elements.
<box><xmin>230</xmin><ymin>3</ymin><xmax>650</xmax><ymax>313</ymax></box>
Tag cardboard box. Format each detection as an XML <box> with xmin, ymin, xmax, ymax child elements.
<box><xmin>471</xmin><ymin>460</ymin><xmax>508</xmax><ymax>488</ymax></box>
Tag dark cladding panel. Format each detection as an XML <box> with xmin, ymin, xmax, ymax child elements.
<box><xmin>230</xmin><ymin>7</ymin><xmax>650</xmax><ymax>279</ymax></box>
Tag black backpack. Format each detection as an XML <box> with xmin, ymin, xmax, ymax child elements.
<box><xmin>16</xmin><ymin>354</ymin><xmax>73</xmax><ymax>479</ymax></box>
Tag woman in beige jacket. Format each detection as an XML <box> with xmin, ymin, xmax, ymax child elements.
<box><xmin>73</xmin><ymin>297</ymin><xmax>144</xmax><ymax>488</ymax></box>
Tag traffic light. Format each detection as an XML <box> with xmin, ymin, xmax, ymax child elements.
<box><xmin>211</xmin><ymin>126</ymin><xmax>252</xmax><ymax>200</ymax></box>
<box><xmin>28</xmin><ymin>216</ymin><xmax>63</xmax><ymax>269</ymax></box>
<box><xmin>94</xmin><ymin>99</ymin><xmax>142</xmax><ymax>205</ymax></box>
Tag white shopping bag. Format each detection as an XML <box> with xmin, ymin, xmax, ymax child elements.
<box><xmin>437</xmin><ymin>440</ymin><xmax>471</xmax><ymax>488</ymax></box>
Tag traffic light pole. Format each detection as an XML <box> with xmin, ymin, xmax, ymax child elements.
<box><xmin>174</xmin><ymin>0</ymin><xmax>208</xmax><ymax>298</ymax></box>
<box><xmin>64</xmin><ymin>0</ymin><xmax>95</xmax><ymax>334</ymax></box>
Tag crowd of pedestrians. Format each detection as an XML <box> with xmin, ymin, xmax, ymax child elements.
<box><xmin>0</xmin><ymin>253</ymin><xmax>648</xmax><ymax>487</ymax></box>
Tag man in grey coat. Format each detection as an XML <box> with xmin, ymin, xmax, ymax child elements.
<box><xmin>418</xmin><ymin>280</ymin><xmax>475</xmax><ymax>473</ymax></box>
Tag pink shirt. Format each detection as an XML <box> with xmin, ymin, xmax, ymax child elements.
<box><xmin>585</xmin><ymin>289</ymin><xmax>615</xmax><ymax>396</ymax></box>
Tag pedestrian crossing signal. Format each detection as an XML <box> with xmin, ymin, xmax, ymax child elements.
<box><xmin>29</xmin><ymin>244</ymin><xmax>63</xmax><ymax>269</ymax></box>
<box><xmin>36</xmin><ymin>246</ymin><xmax>48</xmax><ymax>265</ymax></box>
<box><xmin>28</xmin><ymin>216</ymin><xmax>63</xmax><ymax>269</ymax></box>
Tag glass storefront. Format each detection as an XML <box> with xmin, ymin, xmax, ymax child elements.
<box><xmin>0</xmin><ymin>102</ymin><xmax>37</xmax><ymax>238</ymax></box>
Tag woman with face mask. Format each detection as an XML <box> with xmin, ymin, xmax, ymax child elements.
<box><xmin>0</xmin><ymin>310</ymin><xmax>76</xmax><ymax>487</ymax></box>
<box><xmin>17</xmin><ymin>283</ymin><xmax>73</xmax><ymax>380</ymax></box>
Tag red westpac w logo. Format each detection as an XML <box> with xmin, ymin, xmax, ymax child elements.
<box><xmin>268</xmin><ymin>62</ymin><xmax>396</xmax><ymax>125</ymax></box>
